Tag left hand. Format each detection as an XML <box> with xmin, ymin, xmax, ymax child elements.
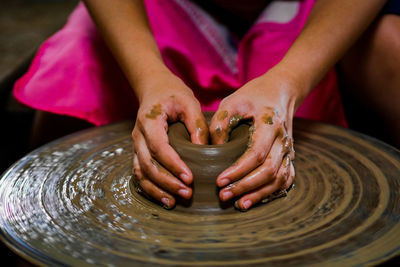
<box><xmin>210</xmin><ymin>67</ymin><xmax>301</xmax><ymax>211</ymax></box>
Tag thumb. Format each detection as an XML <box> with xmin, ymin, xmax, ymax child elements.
<box><xmin>182</xmin><ymin>108</ymin><xmax>209</xmax><ymax>145</ymax></box>
<box><xmin>209</xmin><ymin>110</ymin><xmax>231</xmax><ymax>145</ymax></box>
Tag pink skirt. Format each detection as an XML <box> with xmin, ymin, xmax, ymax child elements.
<box><xmin>13</xmin><ymin>0</ymin><xmax>347</xmax><ymax>127</ymax></box>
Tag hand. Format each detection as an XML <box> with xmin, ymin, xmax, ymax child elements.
<box><xmin>210</xmin><ymin>68</ymin><xmax>300</xmax><ymax>211</ymax></box>
<box><xmin>132</xmin><ymin>72</ymin><xmax>208</xmax><ymax>209</ymax></box>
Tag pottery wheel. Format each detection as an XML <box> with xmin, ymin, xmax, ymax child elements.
<box><xmin>0</xmin><ymin>119</ymin><xmax>399</xmax><ymax>266</ymax></box>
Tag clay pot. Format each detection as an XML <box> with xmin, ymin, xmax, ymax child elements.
<box><xmin>168</xmin><ymin>112</ymin><xmax>249</xmax><ymax>211</ymax></box>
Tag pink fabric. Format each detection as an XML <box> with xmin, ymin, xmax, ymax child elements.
<box><xmin>13</xmin><ymin>0</ymin><xmax>347</xmax><ymax>127</ymax></box>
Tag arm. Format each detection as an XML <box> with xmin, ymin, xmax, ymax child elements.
<box><xmin>210</xmin><ymin>0</ymin><xmax>386</xmax><ymax>210</ymax></box>
<box><xmin>83</xmin><ymin>0</ymin><xmax>168</xmax><ymax>99</ymax></box>
<box><xmin>280</xmin><ymin>0</ymin><xmax>386</xmax><ymax>106</ymax></box>
<box><xmin>83</xmin><ymin>0</ymin><xmax>209</xmax><ymax>208</ymax></box>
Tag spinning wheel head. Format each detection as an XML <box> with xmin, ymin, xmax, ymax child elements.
<box><xmin>0</xmin><ymin>118</ymin><xmax>399</xmax><ymax>266</ymax></box>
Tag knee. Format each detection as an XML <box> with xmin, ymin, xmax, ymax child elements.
<box><xmin>366</xmin><ymin>15</ymin><xmax>400</xmax><ymax>79</ymax></box>
<box><xmin>342</xmin><ymin>14</ymin><xmax>400</xmax><ymax>85</ymax></box>
<box><xmin>374</xmin><ymin>14</ymin><xmax>400</xmax><ymax>46</ymax></box>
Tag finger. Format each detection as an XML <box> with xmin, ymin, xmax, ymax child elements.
<box><xmin>180</xmin><ymin>104</ymin><xmax>209</xmax><ymax>145</ymax></box>
<box><xmin>218</xmin><ymin>136</ymin><xmax>283</xmax><ymax>201</ymax></box>
<box><xmin>219</xmin><ymin>164</ymin><xmax>274</xmax><ymax>202</ymax></box>
<box><xmin>139</xmin><ymin>118</ymin><xmax>193</xmax><ymax>184</ymax></box>
<box><xmin>216</xmin><ymin>121</ymin><xmax>287</xmax><ymax>187</ymax></box>
<box><xmin>282</xmin><ymin>161</ymin><xmax>295</xmax><ymax>189</ymax></box>
<box><xmin>134</xmin><ymin>130</ymin><xmax>192</xmax><ymax>198</ymax></box>
<box><xmin>284</xmin><ymin>116</ymin><xmax>293</xmax><ymax>136</ymax></box>
<box><xmin>276</xmin><ymin>155</ymin><xmax>291</xmax><ymax>188</ymax></box>
<box><xmin>132</xmin><ymin>151</ymin><xmax>139</xmax><ymax>176</ymax></box>
<box><xmin>234</xmin><ymin>182</ymin><xmax>281</xmax><ymax>211</ymax></box>
<box><xmin>210</xmin><ymin>109</ymin><xmax>245</xmax><ymax>144</ymax></box>
<box><xmin>282</xmin><ymin>135</ymin><xmax>295</xmax><ymax>161</ymax></box>
<box><xmin>209</xmin><ymin>109</ymin><xmax>231</xmax><ymax>144</ymax></box>
<box><xmin>137</xmin><ymin>176</ymin><xmax>176</xmax><ymax>209</ymax></box>
<box><xmin>235</xmin><ymin>179</ymin><xmax>286</xmax><ymax>211</ymax></box>
<box><xmin>234</xmin><ymin>155</ymin><xmax>291</xmax><ymax>211</ymax></box>
<box><xmin>132</xmin><ymin>153</ymin><xmax>176</xmax><ymax>209</ymax></box>
<box><xmin>148</xmin><ymin>159</ymin><xmax>193</xmax><ymax>199</ymax></box>
<box><xmin>280</xmin><ymin>119</ymin><xmax>295</xmax><ymax>160</ymax></box>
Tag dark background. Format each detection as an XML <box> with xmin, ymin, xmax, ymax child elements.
<box><xmin>0</xmin><ymin>0</ymin><xmax>78</xmax><ymax>266</ymax></box>
<box><xmin>0</xmin><ymin>0</ymin><xmax>398</xmax><ymax>266</ymax></box>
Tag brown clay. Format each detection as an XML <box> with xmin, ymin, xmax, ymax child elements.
<box><xmin>168</xmin><ymin>112</ymin><xmax>249</xmax><ymax>211</ymax></box>
<box><xmin>145</xmin><ymin>103</ymin><xmax>162</xmax><ymax>119</ymax></box>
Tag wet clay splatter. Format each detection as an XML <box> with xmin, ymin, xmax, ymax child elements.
<box><xmin>145</xmin><ymin>104</ymin><xmax>162</xmax><ymax>119</ymax></box>
<box><xmin>262</xmin><ymin>107</ymin><xmax>276</xmax><ymax>125</ymax></box>
<box><xmin>217</xmin><ymin>110</ymin><xmax>228</xmax><ymax>121</ymax></box>
<box><xmin>215</xmin><ymin>126</ymin><xmax>223</xmax><ymax>138</ymax></box>
<box><xmin>230</xmin><ymin>124</ymin><xmax>254</xmax><ymax>167</ymax></box>
<box><xmin>282</xmin><ymin>136</ymin><xmax>294</xmax><ymax>155</ymax></box>
<box><xmin>195</xmin><ymin>118</ymin><xmax>208</xmax><ymax>142</ymax></box>
<box><xmin>228</xmin><ymin>115</ymin><xmax>243</xmax><ymax>129</ymax></box>
<box><xmin>245</xmin><ymin>125</ymin><xmax>255</xmax><ymax>150</ymax></box>
<box><xmin>275</xmin><ymin>127</ymin><xmax>285</xmax><ymax>138</ymax></box>
<box><xmin>283</xmin><ymin>154</ymin><xmax>291</xmax><ymax>167</ymax></box>
<box><xmin>262</xmin><ymin>115</ymin><xmax>274</xmax><ymax>125</ymax></box>
<box><xmin>224</xmin><ymin>115</ymin><xmax>244</xmax><ymax>143</ymax></box>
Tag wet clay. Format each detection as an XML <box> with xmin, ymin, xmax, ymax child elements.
<box><xmin>168</xmin><ymin>112</ymin><xmax>249</xmax><ymax>211</ymax></box>
<box><xmin>0</xmin><ymin>119</ymin><xmax>399</xmax><ymax>266</ymax></box>
<box><xmin>262</xmin><ymin>107</ymin><xmax>276</xmax><ymax>125</ymax></box>
<box><xmin>145</xmin><ymin>103</ymin><xmax>162</xmax><ymax>119</ymax></box>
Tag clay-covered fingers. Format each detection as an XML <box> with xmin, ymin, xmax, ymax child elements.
<box><xmin>138</xmin><ymin>116</ymin><xmax>193</xmax><ymax>184</ymax></box>
<box><xmin>234</xmin><ymin>155</ymin><xmax>294</xmax><ymax>211</ymax></box>
<box><xmin>282</xmin><ymin>134</ymin><xmax>295</xmax><ymax>161</ymax></box>
<box><xmin>282</xmin><ymin>161</ymin><xmax>295</xmax><ymax>190</ymax></box>
<box><xmin>218</xmin><ymin>133</ymin><xmax>284</xmax><ymax>201</ymax></box>
<box><xmin>209</xmin><ymin>110</ymin><xmax>229</xmax><ymax>144</ymax></box>
<box><xmin>215</xmin><ymin>109</ymin><xmax>296</xmax><ymax>210</ymax></box>
<box><xmin>215</xmin><ymin>112</ymin><xmax>288</xmax><ymax>188</ymax></box>
<box><xmin>180</xmin><ymin>105</ymin><xmax>209</xmax><ymax>145</ymax></box>
<box><xmin>210</xmin><ymin>109</ymin><xmax>244</xmax><ymax>144</ymax></box>
<box><xmin>134</xmin><ymin>128</ymin><xmax>193</xmax><ymax>194</ymax></box>
<box><xmin>230</xmin><ymin>139</ymin><xmax>295</xmax><ymax>211</ymax></box>
<box><xmin>132</xmin><ymin>126</ymin><xmax>193</xmax><ymax>208</ymax></box>
<box><xmin>132</xmin><ymin>153</ymin><xmax>175</xmax><ymax>208</ymax></box>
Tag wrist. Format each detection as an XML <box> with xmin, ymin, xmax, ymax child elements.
<box><xmin>129</xmin><ymin>61</ymin><xmax>173</xmax><ymax>103</ymax></box>
<box><xmin>133</xmin><ymin>67</ymin><xmax>193</xmax><ymax>105</ymax></box>
<box><xmin>129</xmin><ymin>56</ymin><xmax>170</xmax><ymax>85</ymax></box>
<box><xmin>264</xmin><ymin>63</ymin><xmax>311</xmax><ymax>110</ymax></box>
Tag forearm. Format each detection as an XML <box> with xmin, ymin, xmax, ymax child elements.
<box><xmin>275</xmin><ymin>0</ymin><xmax>386</xmax><ymax>107</ymax></box>
<box><xmin>83</xmin><ymin>0</ymin><xmax>169</xmax><ymax>102</ymax></box>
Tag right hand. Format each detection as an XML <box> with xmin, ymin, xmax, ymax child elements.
<box><xmin>131</xmin><ymin>72</ymin><xmax>209</xmax><ymax>209</ymax></box>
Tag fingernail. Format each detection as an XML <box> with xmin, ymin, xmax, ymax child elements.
<box><xmin>219</xmin><ymin>178</ymin><xmax>230</xmax><ymax>187</ymax></box>
<box><xmin>221</xmin><ymin>190</ymin><xmax>233</xmax><ymax>200</ymax></box>
<box><xmin>243</xmin><ymin>200</ymin><xmax>252</xmax><ymax>210</ymax></box>
<box><xmin>180</xmin><ymin>173</ymin><xmax>190</xmax><ymax>183</ymax></box>
<box><xmin>178</xmin><ymin>188</ymin><xmax>190</xmax><ymax>198</ymax></box>
<box><xmin>161</xmin><ymin>197</ymin><xmax>170</xmax><ymax>207</ymax></box>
